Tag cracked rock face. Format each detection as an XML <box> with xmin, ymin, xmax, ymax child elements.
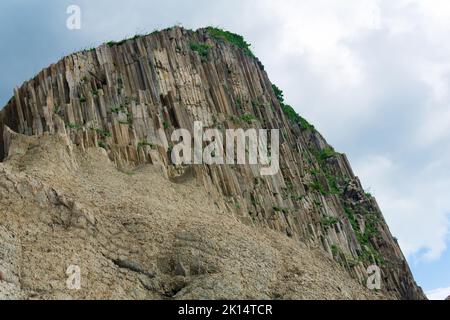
<box><xmin>0</xmin><ymin>26</ymin><xmax>425</xmax><ymax>300</ymax></box>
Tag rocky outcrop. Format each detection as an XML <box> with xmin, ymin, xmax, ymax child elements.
<box><xmin>0</xmin><ymin>26</ymin><xmax>425</xmax><ymax>299</ymax></box>
<box><xmin>446</xmin><ymin>295</ymin><xmax>450</xmax><ymax>300</ymax></box>
<box><xmin>0</xmin><ymin>131</ymin><xmax>386</xmax><ymax>299</ymax></box>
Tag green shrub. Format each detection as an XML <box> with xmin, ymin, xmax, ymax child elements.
<box><xmin>291</xmin><ymin>194</ymin><xmax>304</xmax><ymax>201</ymax></box>
<box><xmin>95</xmin><ymin>128</ymin><xmax>111</xmax><ymax>138</ymax></box>
<box><xmin>272</xmin><ymin>84</ymin><xmax>314</xmax><ymax>131</ymax></box>
<box><xmin>321</xmin><ymin>217</ymin><xmax>339</xmax><ymax>230</ymax></box>
<box><xmin>138</xmin><ymin>140</ymin><xmax>155</xmax><ymax>149</ymax></box>
<box><xmin>344</xmin><ymin>206</ymin><xmax>383</xmax><ymax>264</ymax></box>
<box><xmin>326</xmin><ymin>174</ymin><xmax>341</xmax><ymax>194</ymax></box>
<box><xmin>331</xmin><ymin>245</ymin><xmax>341</xmax><ymax>257</ymax></box>
<box><xmin>111</xmin><ymin>104</ymin><xmax>125</xmax><ymax>114</ymax></box>
<box><xmin>250</xmin><ymin>195</ymin><xmax>259</xmax><ymax>207</ymax></box>
<box><xmin>272</xmin><ymin>84</ymin><xmax>284</xmax><ymax>102</ymax></box>
<box><xmin>190</xmin><ymin>42</ymin><xmax>212</xmax><ymax>60</ymax></box>
<box><xmin>235</xmin><ymin>98</ymin><xmax>242</xmax><ymax>110</ymax></box>
<box><xmin>126</xmin><ymin>112</ymin><xmax>134</xmax><ymax>125</ymax></box>
<box><xmin>205</xmin><ymin>27</ymin><xmax>254</xmax><ymax>57</ymax></box>
<box><xmin>67</xmin><ymin>123</ymin><xmax>81</xmax><ymax>130</ymax></box>
<box><xmin>240</xmin><ymin>113</ymin><xmax>257</xmax><ymax>124</ymax></box>
<box><xmin>318</xmin><ymin>147</ymin><xmax>336</xmax><ymax>161</ymax></box>
<box><xmin>309</xmin><ymin>180</ymin><xmax>326</xmax><ymax>195</ymax></box>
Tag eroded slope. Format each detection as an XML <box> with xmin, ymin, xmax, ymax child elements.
<box><xmin>0</xmin><ymin>131</ymin><xmax>385</xmax><ymax>300</ymax></box>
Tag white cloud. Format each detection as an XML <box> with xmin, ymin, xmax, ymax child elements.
<box><xmin>427</xmin><ymin>287</ymin><xmax>450</xmax><ymax>300</ymax></box>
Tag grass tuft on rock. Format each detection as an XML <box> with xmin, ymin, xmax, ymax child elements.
<box><xmin>206</xmin><ymin>27</ymin><xmax>254</xmax><ymax>57</ymax></box>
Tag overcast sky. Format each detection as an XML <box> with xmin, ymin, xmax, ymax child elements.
<box><xmin>0</xmin><ymin>0</ymin><xmax>449</xmax><ymax>299</ymax></box>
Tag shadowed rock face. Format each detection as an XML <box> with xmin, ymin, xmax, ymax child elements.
<box><xmin>0</xmin><ymin>26</ymin><xmax>426</xmax><ymax>300</ymax></box>
<box><xmin>446</xmin><ymin>296</ymin><xmax>450</xmax><ymax>300</ymax></box>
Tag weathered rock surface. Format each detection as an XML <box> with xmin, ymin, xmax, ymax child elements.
<box><xmin>0</xmin><ymin>26</ymin><xmax>425</xmax><ymax>299</ymax></box>
<box><xmin>0</xmin><ymin>132</ymin><xmax>384</xmax><ymax>299</ymax></box>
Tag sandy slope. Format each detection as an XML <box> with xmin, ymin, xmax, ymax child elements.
<box><xmin>0</xmin><ymin>131</ymin><xmax>386</xmax><ymax>300</ymax></box>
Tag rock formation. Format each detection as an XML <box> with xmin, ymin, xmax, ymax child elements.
<box><xmin>0</xmin><ymin>26</ymin><xmax>425</xmax><ymax>300</ymax></box>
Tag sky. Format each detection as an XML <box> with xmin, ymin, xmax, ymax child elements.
<box><xmin>0</xmin><ymin>0</ymin><xmax>449</xmax><ymax>299</ymax></box>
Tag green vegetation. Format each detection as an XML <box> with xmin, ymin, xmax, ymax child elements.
<box><xmin>250</xmin><ymin>195</ymin><xmax>259</xmax><ymax>207</ymax></box>
<box><xmin>251</xmin><ymin>100</ymin><xmax>263</xmax><ymax>108</ymax></box>
<box><xmin>326</xmin><ymin>173</ymin><xmax>341</xmax><ymax>194</ymax></box>
<box><xmin>122</xmin><ymin>112</ymin><xmax>134</xmax><ymax>126</ymax></box>
<box><xmin>167</xmin><ymin>145</ymin><xmax>173</xmax><ymax>155</ymax></box>
<box><xmin>272</xmin><ymin>84</ymin><xmax>314</xmax><ymax>131</ymax></box>
<box><xmin>330</xmin><ymin>245</ymin><xmax>341</xmax><ymax>258</ymax></box>
<box><xmin>95</xmin><ymin>128</ymin><xmax>111</xmax><ymax>138</ymax></box>
<box><xmin>321</xmin><ymin>217</ymin><xmax>340</xmax><ymax>230</ymax></box>
<box><xmin>79</xmin><ymin>96</ymin><xmax>86</xmax><ymax>103</ymax></box>
<box><xmin>138</xmin><ymin>140</ymin><xmax>155</xmax><ymax>149</ymax></box>
<box><xmin>273</xmin><ymin>206</ymin><xmax>289</xmax><ymax>214</ymax></box>
<box><xmin>111</xmin><ymin>104</ymin><xmax>124</xmax><ymax>114</ymax></box>
<box><xmin>236</xmin><ymin>98</ymin><xmax>242</xmax><ymax>110</ymax></box>
<box><xmin>205</xmin><ymin>27</ymin><xmax>254</xmax><ymax>57</ymax></box>
<box><xmin>67</xmin><ymin>123</ymin><xmax>81</xmax><ymax>130</ymax></box>
<box><xmin>254</xmin><ymin>177</ymin><xmax>263</xmax><ymax>187</ymax></box>
<box><xmin>318</xmin><ymin>147</ymin><xmax>336</xmax><ymax>161</ymax></box>
<box><xmin>54</xmin><ymin>106</ymin><xmax>61</xmax><ymax>115</ymax></box>
<box><xmin>163</xmin><ymin>121</ymin><xmax>170</xmax><ymax>129</ymax></box>
<box><xmin>291</xmin><ymin>194</ymin><xmax>304</xmax><ymax>201</ymax></box>
<box><xmin>98</xmin><ymin>141</ymin><xmax>107</xmax><ymax>149</ymax></box>
<box><xmin>344</xmin><ymin>206</ymin><xmax>383</xmax><ymax>265</ymax></box>
<box><xmin>119</xmin><ymin>120</ymin><xmax>131</xmax><ymax>126</ymax></box>
<box><xmin>306</xmin><ymin>148</ymin><xmax>343</xmax><ymax>196</ymax></box>
<box><xmin>307</xmin><ymin>167</ymin><xmax>341</xmax><ymax>196</ymax></box>
<box><xmin>117</xmin><ymin>111</ymin><xmax>133</xmax><ymax>126</ymax></box>
<box><xmin>309</xmin><ymin>180</ymin><xmax>327</xmax><ymax>195</ymax></box>
<box><xmin>190</xmin><ymin>42</ymin><xmax>213</xmax><ymax>61</ymax></box>
<box><xmin>106</xmin><ymin>32</ymin><xmax>149</xmax><ymax>48</ymax></box>
<box><xmin>240</xmin><ymin>113</ymin><xmax>257</xmax><ymax>124</ymax></box>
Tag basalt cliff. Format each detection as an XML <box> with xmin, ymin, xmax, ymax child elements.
<box><xmin>0</xmin><ymin>27</ymin><xmax>425</xmax><ymax>300</ymax></box>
